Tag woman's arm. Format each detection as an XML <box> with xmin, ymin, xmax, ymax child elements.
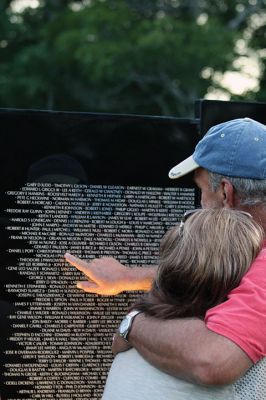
<box><xmin>64</xmin><ymin>253</ymin><xmax>156</xmax><ymax>295</ymax></box>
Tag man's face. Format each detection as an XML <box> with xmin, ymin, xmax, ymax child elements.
<box><xmin>194</xmin><ymin>168</ymin><xmax>223</xmax><ymax>209</ymax></box>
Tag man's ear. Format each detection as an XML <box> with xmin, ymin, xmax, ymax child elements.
<box><xmin>220</xmin><ymin>179</ymin><xmax>236</xmax><ymax>208</ymax></box>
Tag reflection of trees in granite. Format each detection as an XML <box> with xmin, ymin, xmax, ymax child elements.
<box><xmin>27</xmin><ymin>154</ymin><xmax>88</xmax><ymax>185</ymax></box>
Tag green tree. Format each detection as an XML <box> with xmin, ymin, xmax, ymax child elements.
<box><xmin>0</xmin><ymin>0</ymin><xmax>265</xmax><ymax>116</ymax></box>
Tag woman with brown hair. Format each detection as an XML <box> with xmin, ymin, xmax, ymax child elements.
<box><xmin>102</xmin><ymin>208</ymin><xmax>264</xmax><ymax>400</ymax></box>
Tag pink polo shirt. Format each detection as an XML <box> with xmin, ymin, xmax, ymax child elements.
<box><xmin>205</xmin><ymin>243</ymin><xmax>266</xmax><ymax>363</ymax></box>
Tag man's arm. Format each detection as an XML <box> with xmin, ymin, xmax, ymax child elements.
<box><xmin>112</xmin><ymin>314</ymin><xmax>252</xmax><ymax>386</ymax></box>
<box><xmin>64</xmin><ymin>253</ymin><xmax>156</xmax><ymax>295</ymax></box>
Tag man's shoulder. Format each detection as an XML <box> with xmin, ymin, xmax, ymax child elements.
<box><xmin>255</xmin><ymin>242</ymin><xmax>266</xmax><ymax>260</ymax></box>
<box><xmin>249</xmin><ymin>241</ymin><xmax>266</xmax><ymax>264</ymax></box>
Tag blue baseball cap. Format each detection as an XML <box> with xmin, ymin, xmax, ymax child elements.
<box><xmin>169</xmin><ymin>117</ymin><xmax>266</xmax><ymax>180</ymax></box>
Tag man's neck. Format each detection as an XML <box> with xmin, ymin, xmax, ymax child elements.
<box><xmin>240</xmin><ymin>205</ymin><xmax>266</xmax><ymax>236</ymax></box>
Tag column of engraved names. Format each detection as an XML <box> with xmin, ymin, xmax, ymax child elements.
<box><xmin>3</xmin><ymin>183</ymin><xmax>195</xmax><ymax>399</ymax></box>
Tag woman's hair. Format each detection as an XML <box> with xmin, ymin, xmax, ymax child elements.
<box><xmin>133</xmin><ymin>208</ymin><xmax>264</xmax><ymax>319</ymax></box>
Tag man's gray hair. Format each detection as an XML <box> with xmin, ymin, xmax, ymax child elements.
<box><xmin>208</xmin><ymin>172</ymin><xmax>266</xmax><ymax>206</ymax></box>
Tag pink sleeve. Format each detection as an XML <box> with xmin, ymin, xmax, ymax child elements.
<box><xmin>205</xmin><ymin>247</ymin><xmax>266</xmax><ymax>363</ymax></box>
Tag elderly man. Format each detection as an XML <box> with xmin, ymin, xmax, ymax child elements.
<box><xmin>65</xmin><ymin>117</ymin><xmax>266</xmax><ymax>396</ymax></box>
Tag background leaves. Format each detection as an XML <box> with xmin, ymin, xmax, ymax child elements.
<box><xmin>1</xmin><ymin>0</ymin><xmax>265</xmax><ymax>116</ymax></box>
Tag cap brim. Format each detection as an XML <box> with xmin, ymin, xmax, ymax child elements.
<box><xmin>168</xmin><ymin>155</ymin><xmax>199</xmax><ymax>179</ymax></box>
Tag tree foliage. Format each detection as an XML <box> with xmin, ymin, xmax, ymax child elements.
<box><xmin>0</xmin><ymin>0</ymin><xmax>265</xmax><ymax>116</ymax></box>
